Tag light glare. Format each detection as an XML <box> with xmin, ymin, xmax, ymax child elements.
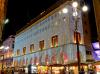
<box><xmin>95</xmin><ymin>51</ymin><xmax>100</xmax><ymax>55</ymax></box>
<box><xmin>5</xmin><ymin>46</ymin><xmax>9</xmax><ymax>50</ymax></box>
<box><xmin>4</xmin><ymin>19</ymin><xmax>9</xmax><ymax>24</ymax></box>
<box><xmin>92</xmin><ymin>42</ymin><xmax>100</xmax><ymax>49</ymax></box>
<box><xmin>0</xmin><ymin>46</ymin><xmax>4</xmax><ymax>49</ymax></box>
<box><xmin>82</xmin><ymin>5</ymin><xmax>88</xmax><ymax>12</ymax></box>
<box><xmin>72</xmin><ymin>1</ymin><xmax>78</xmax><ymax>8</ymax></box>
<box><xmin>73</xmin><ymin>11</ymin><xmax>78</xmax><ymax>16</ymax></box>
<box><xmin>98</xmin><ymin>55</ymin><xmax>100</xmax><ymax>58</ymax></box>
<box><xmin>62</xmin><ymin>8</ymin><xmax>68</xmax><ymax>13</ymax></box>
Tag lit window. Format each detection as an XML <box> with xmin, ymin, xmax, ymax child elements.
<box><xmin>74</xmin><ymin>32</ymin><xmax>81</xmax><ymax>43</ymax></box>
<box><xmin>23</xmin><ymin>47</ymin><xmax>26</xmax><ymax>55</ymax></box>
<box><xmin>16</xmin><ymin>49</ymin><xmax>20</xmax><ymax>56</ymax></box>
<box><xmin>39</xmin><ymin>40</ymin><xmax>44</xmax><ymax>50</ymax></box>
<box><xmin>30</xmin><ymin>44</ymin><xmax>34</xmax><ymax>53</ymax></box>
<box><xmin>52</xmin><ymin>35</ymin><xmax>58</xmax><ymax>47</ymax></box>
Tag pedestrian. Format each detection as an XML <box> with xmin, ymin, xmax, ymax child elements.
<box><xmin>79</xmin><ymin>67</ymin><xmax>85</xmax><ymax>74</ymax></box>
<box><xmin>12</xmin><ymin>69</ymin><xmax>14</xmax><ymax>74</ymax></box>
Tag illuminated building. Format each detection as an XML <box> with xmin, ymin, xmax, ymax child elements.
<box><xmin>14</xmin><ymin>0</ymin><xmax>87</xmax><ymax>74</ymax></box>
<box><xmin>0</xmin><ymin>35</ymin><xmax>14</xmax><ymax>69</ymax></box>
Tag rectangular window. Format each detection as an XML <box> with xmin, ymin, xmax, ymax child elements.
<box><xmin>30</xmin><ymin>44</ymin><xmax>34</xmax><ymax>53</ymax></box>
<box><xmin>17</xmin><ymin>49</ymin><xmax>20</xmax><ymax>56</ymax></box>
<box><xmin>74</xmin><ymin>32</ymin><xmax>81</xmax><ymax>43</ymax></box>
<box><xmin>52</xmin><ymin>35</ymin><xmax>58</xmax><ymax>47</ymax></box>
<box><xmin>23</xmin><ymin>47</ymin><xmax>26</xmax><ymax>55</ymax></box>
<box><xmin>39</xmin><ymin>40</ymin><xmax>44</xmax><ymax>50</ymax></box>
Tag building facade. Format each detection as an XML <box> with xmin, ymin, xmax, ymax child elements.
<box><xmin>93</xmin><ymin>0</ymin><xmax>100</xmax><ymax>42</ymax></box>
<box><xmin>92</xmin><ymin>0</ymin><xmax>100</xmax><ymax>73</ymax></box>
<box><xmin>14</xmin><ymin>1</ymin><xmax>87</xmax><ymax>74</ymax></box>
<box><xmin>0</xmin><ymin>35</ymin><xmax>14</xmax><ymax>69</ymax></box>
<box><xmin>0</xmin><ymin>0</ymin><xmax>7</xmax><ymax>41</ymax></box>
<box><xmin>82</xmin><ymin>12</ymin><xmax>94</xmax><ymax>63</ymax></box>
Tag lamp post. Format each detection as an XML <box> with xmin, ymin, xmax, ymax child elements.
<box><xmin>62</xmin><ymin>1</ymin><xmax>88</xmax><ymax>73</ymax></box>
<box><xmin>72</xmin><ymin>1</ymin><xmax>88</xmax><ymax>73</ymax></box>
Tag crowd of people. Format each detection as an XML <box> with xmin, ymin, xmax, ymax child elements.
<box><xmin>0</xmin><ymin>68</ymin><xmax>25</xmax><ymax>74</ymax></box>
<box><xmin>0</xmin><ymin>66</ymin><xmax>97</xmax><ymax>74</ymax></box>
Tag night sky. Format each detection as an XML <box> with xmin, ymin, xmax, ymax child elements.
<box><xmin>85</xmin><ymin>0</ymin><xmax>98</xmax><ymax>42</ymax></box>
<box><xmin>2</xmin><ymin>0</ymin><xmax>98</xmax><ymax>42</ymax></box>
<box><xmin>2</xmin><ymin>0</ymin><xmax>58</xmax><ymax>40</ymax></box>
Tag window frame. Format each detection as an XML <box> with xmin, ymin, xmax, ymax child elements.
<box><xmin>23</xmin><ymin>47</ymin><xmax>26</xmax><ymax>55</ymax></box>
<box><xmin>39</xmin><ymin>40</ymin><xmax>44</xmax><ymax>50</ymax></box>
<box><xmin>30</xmin><ymin>44</ymin><xmax>34</xmax><ymax>53</ymax></box>
<box><xmin>16</xmin><ymin>49</ymin><xmax>20</xmax><ymax>56</ymax></box>
<box><xmin>51</xmin><ymin>35</ymin><xmax>58</xmax><ymax>47</ymax></box>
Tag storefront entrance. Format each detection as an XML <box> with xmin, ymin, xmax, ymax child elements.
<box><xmin>51</xmin><ymin>66</ymin><xmax>65</xmax><ymax>74</ymax></box>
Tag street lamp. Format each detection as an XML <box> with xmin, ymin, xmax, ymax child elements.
<box><xmin>72</xmin><ymin>1</ymin><xmax>88</xmax><ymax>73</ymax></box>
<box><xmin>62</xmin><ymin>8</ymin><xmax>68</xmax><ymax>13</ymax></box>
<box><xmin>62</xmin><ymin>1</ymin><xmax>88</xmax><ymax>73</ymax></box>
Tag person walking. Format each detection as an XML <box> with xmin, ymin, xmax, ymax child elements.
<box><xmin>79</xmin><ymin>67</ymin><xmax>85</xmax><ymax>74</ymax></box>
<box><xmin>12</xmin><ymin>69</ymin><xmax>14</xmax><ymax>74</ymax></box>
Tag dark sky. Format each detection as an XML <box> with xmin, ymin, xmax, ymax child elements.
<box><xmin>85</xmin><ymin>0</ymin><xmax>98</xmax><ymax>42</ymax></box>
<box><xmin>2</xmin><ymin>0</ymin><xmax>58</xmax><ymax>40</ymax></box>
<box><xmin>2</xmin><ymin>0</ymin><xmax>98</xmax><ymax>42</ymax></box>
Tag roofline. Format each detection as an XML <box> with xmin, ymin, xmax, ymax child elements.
<box><xmin>16</xmin><ymin>0</ymin><xmax>70</xmax><ymax>36</ymax></box>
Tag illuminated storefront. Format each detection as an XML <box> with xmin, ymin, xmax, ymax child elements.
<box><xmin>37</xmin><ymin>66</ymin><xmax>49</xmax><ymax>74</ymax></box>
<box><xmin>96</xmin><ymin>65</ymin><xmax>100</xmax><ymax>74</ymax></box>
<box><xmin>94</xmin><ymin>62</ymin><xmax>100</xmax><ymax>74</ymax></box>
